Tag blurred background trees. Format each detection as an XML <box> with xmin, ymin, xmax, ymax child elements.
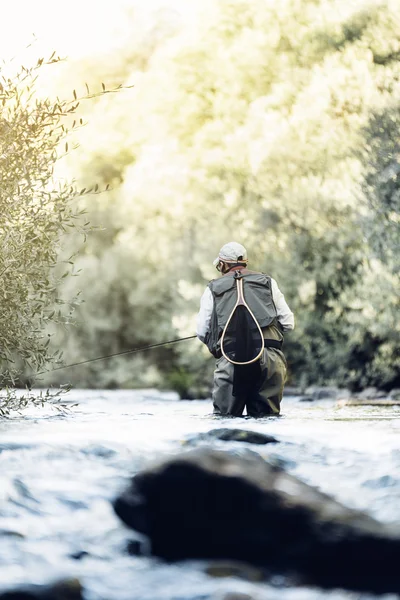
<box><xmin>6</xmin><ymin>0</ymin><xmax>399</xmax><ymax>394</ymax></box>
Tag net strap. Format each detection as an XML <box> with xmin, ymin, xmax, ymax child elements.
<box><xmin>220</xmin><ymin>276</ymin><xmax>265</xmax><ymax>365</ymax></box>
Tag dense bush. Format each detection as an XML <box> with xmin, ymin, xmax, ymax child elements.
<box><xmin>0</xmin><ymin>56</ymin><xmax>91</xmax><ymax>388</ymax></box>
<box><xmin>0</xmin><ymin>56</ymin><xmax>128</xmax><ymax>405</ymax></box>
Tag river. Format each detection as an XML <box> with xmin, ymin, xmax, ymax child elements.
<box><xmin>1</xmin><ymin>390</ymin><xmax>400</xmax><ymax>600</ymax></box>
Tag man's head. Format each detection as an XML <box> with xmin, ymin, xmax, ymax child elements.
<box><xmin>213</xmin><ymin>242</ymin><xmax>248</xmax><ymax>273</ymax></box>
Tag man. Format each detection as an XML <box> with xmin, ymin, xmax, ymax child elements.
<box><xmin>196</xmin><ymin>242</ymin><xmax>294</xmax><ymax>417</ymax></box>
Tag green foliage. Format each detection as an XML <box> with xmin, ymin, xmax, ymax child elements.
<box><xmin>0</xmin><ymin>55</ymin><xmax>87</xmax><ymax>386</ymax></box>
<box><xmin>39</xmin><ymin>0</ymin><xmax>400</xmax><ymax>392</ymax></box>
<box><xmin>166</xmin><ymin>368</ymin><xmax>195</xmax><ymax>399</ymax></box>
<box><xmin>0</xmin><ymin>386</ymin><xmax>73</xmax><ymax>418</ymax></box>
<box><xmin>361</xmin><ymin>104</ymin><xmax>400</xmax><ymax>269</ymax></box>
<box><xmin>0</xmin><ymin>54</ymin><xmax>127</xmax><ymax>398</ymax></box>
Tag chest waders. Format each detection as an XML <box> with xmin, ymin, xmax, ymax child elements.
<box><xmin>220</xmin><ymin>271</ymin><xmax>265</xmax><ymax>365</ymax></box>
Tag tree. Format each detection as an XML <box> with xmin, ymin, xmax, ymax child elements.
<box><xmin>0</xmin><ymin>54</ymin><xmax>121</xmax><ymax>400</ymax></box>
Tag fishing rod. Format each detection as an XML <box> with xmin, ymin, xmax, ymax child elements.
<box><xmin>38</xmin><ymin>335</ymin><xmax>197</xmax><ymax>375</ymax></box>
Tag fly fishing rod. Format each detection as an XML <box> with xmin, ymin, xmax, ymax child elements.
<box><xmin>38</xmin><ymin>335</ymin><xmax>197</xmax><ymax>375</ymax></box>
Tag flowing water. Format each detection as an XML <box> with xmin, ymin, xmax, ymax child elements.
<box><xmin>1</xmin><ymin>390</ymin><xmax>400</xmax><ymax>600</ymax></box>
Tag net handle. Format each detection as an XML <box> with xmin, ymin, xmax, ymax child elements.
<box><xmin>220</xmin><ymin>277</ymin><xmax>265</xmax><ymax>365</ymax></box>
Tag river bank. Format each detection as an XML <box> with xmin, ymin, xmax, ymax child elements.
<box><xmin>1</xmin><ymin>390</ymin><xmax>400</xmax><ymax>599</ymax></box>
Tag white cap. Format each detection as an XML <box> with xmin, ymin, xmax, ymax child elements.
<box><xmin>213</xmin><ymin>242</ymin><xmax>248</xmax><ymax>267</ymax></box>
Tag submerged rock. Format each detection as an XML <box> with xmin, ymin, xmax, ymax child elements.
<box><xmin>0</xmin><ymin>579</ymin><xmax>82</xmax><ymax>600</ymax></box>
<box><xmin>297</xmin><ymin>395</ymin><xmax>314</xmax><ymax>402</ymax></box>
<box><xmin>205</xmin><ymin>561</ymin><xmax>265</xmax><ymax>582</ymax></box>
<box><xmin>69</xmin><ymin>550</ymin><xmax>89</xmax><ymax>561</ymax></box>
<box><xmin>185</xmin><ymin>428</ymin><xmax>278</xmax><ymax>445</ymax></box>
<box><xmin>357</xmin><ymin>387</ymin><xmax>386</xmax><ymax>400</ymax></box>
<box><xmin>304</xmin><ymin>386</ymin><xmax>339</xmax><ymax>400</ymax></box>
<box><xmin>114</xmin><ymin>448</ymin><xmax>400</xmax><ymax>594</ymax></box>
<box><xmin>282</xmin><ymin>387</ymin><xmax>303</xmax><ymax>396</ymax></box>
<box><xmin>0</xmin><ymin>528</ymin><xmax>24</xmax><ymax>539</ymax></box>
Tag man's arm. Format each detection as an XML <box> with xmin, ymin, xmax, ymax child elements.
<box><xmin>196</xmin><ymin>286</ymin><xmax>214</xmax><ymax>343</ymax></box>
<box><xmin>270</xmin><ymin>278</ymin><xmax>295</xmax><ymax>331</ymax></box>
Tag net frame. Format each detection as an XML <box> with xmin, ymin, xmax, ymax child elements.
<box><xmin>220</xmin><ymin>275</ymin><xmax>265</xmax><ymax>365</ymax></box>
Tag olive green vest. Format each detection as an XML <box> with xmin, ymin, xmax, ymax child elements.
<box><xmin>205</xmin><ymin>272</ymin><xmax>278</xmax><ymax>358</ymax></box>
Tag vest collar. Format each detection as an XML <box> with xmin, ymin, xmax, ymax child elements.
<box><xmin>223</xmin><ymin>265</ymin><xmax>247</xmax><ymax>276</ymax></box>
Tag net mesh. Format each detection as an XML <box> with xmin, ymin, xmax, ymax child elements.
<box><xmin>221</xmin><ymin>304</ymin><xmax>264</xmax><ymax>365</ymax></box>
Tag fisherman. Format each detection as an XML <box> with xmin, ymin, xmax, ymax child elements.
<box><xmin>196</xmin><ymin>242</ymin><xmax>294</xmax><ymax>417</ymax></box>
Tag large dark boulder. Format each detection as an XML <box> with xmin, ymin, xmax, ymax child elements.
<box><xmin>113</xmin><ymin>448</ymin><xmax>400</xmax><ymax>594</ymax></box>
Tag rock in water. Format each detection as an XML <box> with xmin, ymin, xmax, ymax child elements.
<box><xmin>216</xmin><ymin>594</ymin><xmax>255</xmax><ymax>600</ymax></box>
<box><xmin>185</xmin><ymin>428</ymin><xmax>278</xmax><ymax>445</ymax></box>
<box><xmin>205</xmin><ymin>561</ymin><xmax>265</xmax><ymax>582</ymax></box>
<box><xmin>0</xmin><ymin>579</ymin><xmax>82</xmax><ymax>600</ymax></box>
<box><xmin>113</xmin><ymin>448</ymin><xmax>400</xmax><ymax>594</ymax></box>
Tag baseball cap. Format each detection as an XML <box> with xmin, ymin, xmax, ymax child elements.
<box><xmin>213</xmin><ymin>242</ymin><xmax>248</xmax><ymax>267</ymax></box>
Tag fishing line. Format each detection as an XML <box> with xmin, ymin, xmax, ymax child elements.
<box><xmin>38</xmin><ymin>335</ymin><xmax>197</xmax><ymax>376</ymax></box>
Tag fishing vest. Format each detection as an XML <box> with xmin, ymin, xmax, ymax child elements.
<box><xmin>205</xmin><ymin>272</ymin><xmax>278</xmax><ymax>358</ymax></box>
